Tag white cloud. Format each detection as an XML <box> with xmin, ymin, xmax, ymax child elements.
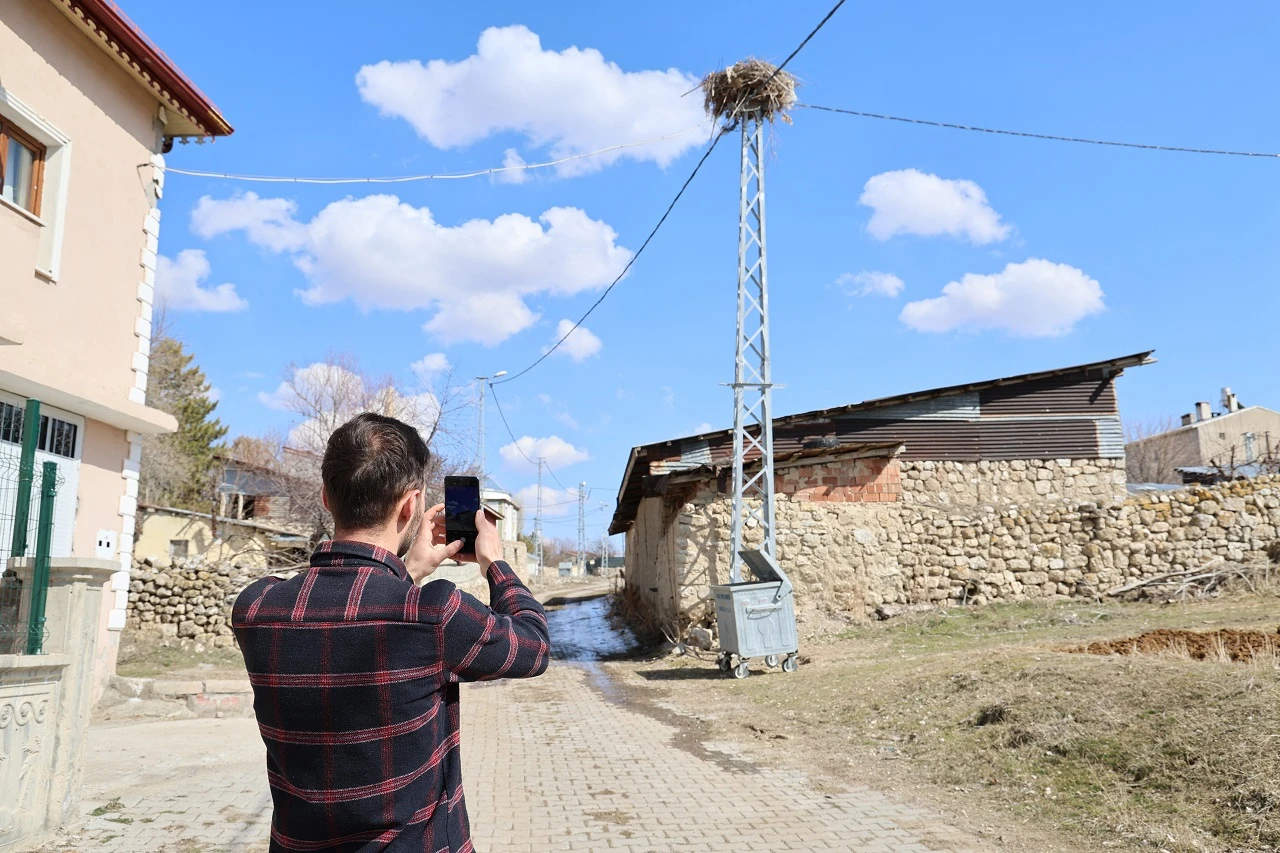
<box><xmin>836</xmin><ymin>270</ymin><xmax>905</xmax><ymax>298</ymax></box>
<box><xmin>513</xmin><ymin>484</ymin><xmax>579</xmax><ymax>519</ymax></box>
<box><xmin>355</xmin><ymin>25</ymin><xmax>706</xmax><ymax>177</ymax></box>
<box><xmin>499</xmin><ymin>435</ymin><xmax>588</xmax><ymax>473</ymax></box>
<box><xmin>662</xmin><ymin>386</ymin><xmax>674</xmax><ymax>407</ymax></box>
<box><xmin>205</xmin><ymin>386</ymin><xmax>222</xmax><ymax>404</ymax></box>
<box><xmin>495</xmin><ymin>148</ymin><xmax>529</xmax><ymax>185</ymax></box>
<box><xmin>860</xmin><ymin>169</ymin><xmax>1011</xmax><ymax>245</ymax></box>
<box><xmin>548</xmin><ymin>319</ymin><xmax>602</xmax><ymax>361</ymax></box>
<box><xmin>900</xmin><ymin>258</ymin><xmax>1105</xmax><ymax>337</ymax></box>
<box><xmin>191</xmin><ymin>192</ymin><xmax>308</xmax><ymax>252</ymax></box>
<box><xmin>155</xmin><ymin>250</ymin><xmax>247</xmax><ymax>312</ymax></box>
<box><xmin>554</xmin><ymin>411</ymin><xmax>580</xmax><ymax>430</ymax></box>
<box><xmin>694</xmin><ymin>422</ymin><xmax>714</xmax><ymax>434</ymax></box>
<box><xmin>410</xmin><ymin>353</ymin><xmax>451</xmax><ymax>382</ymax></box>
<box><xmin>193</xmin><ymin>194</ymin><xmax>630</xmax><ymax>345</ymax></box>
<box><xmin>616</xmin><ymin>388</ymin><xmax>634</xmax><ymax>400</ymax></box>
<box><xmin>536</xmin><ymin>393</ymin><xmax>553</xmax><ymax>405</ymax></box>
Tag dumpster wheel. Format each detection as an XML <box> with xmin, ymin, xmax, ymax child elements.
<box><xmin>716</xmin><ymin>653</ymin><xmax>732</xmax><ymax>673</ymax></box>
<box><xmin>733</xmin><ymin>661</ymin><xmax>750</xmax><ymax>679</ymax></box>
<box><xmin>765</xmin><ymin>654</ymin><xmax>780</xmax><ymax>668</ymax></box>
<box><xmin>782</xmin><ymin>654</ymin><xmax>798</xmax><ymax>673</ymax></box>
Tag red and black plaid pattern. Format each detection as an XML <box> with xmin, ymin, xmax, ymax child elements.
<box><xmin>233</xmin><ymin>540</ymin><xmax>549</xmax><ymax>852</ymax></box>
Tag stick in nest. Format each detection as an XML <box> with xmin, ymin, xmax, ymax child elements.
<box><xmin>701</xmin><ymin>59</ymin><xmax>798</xmax><ymax>125</ymax></box>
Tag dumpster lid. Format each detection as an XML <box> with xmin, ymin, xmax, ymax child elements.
<box><xmin>739</xmin><ymin>549</ymin><xmax>793</xmax><ymax>602</ymax></box>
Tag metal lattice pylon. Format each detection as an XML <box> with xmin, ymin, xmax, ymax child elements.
<box><xmin>729</xmin><ymin>113</ymin><xmax>776</xmax><ymax>583</ymax></box>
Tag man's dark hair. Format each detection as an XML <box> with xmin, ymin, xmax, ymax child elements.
<box><xmin>322</xmin><ymin>413</ymin><xmax>430</xmax><ymax>530</ymax></box>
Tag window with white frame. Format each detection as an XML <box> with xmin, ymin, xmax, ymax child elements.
<box><xmin>0</xmin><ymin>86</ymin><xmax>72</xmax><ymax>280</ymax></box>
<box><xmin>0</xmin><ymin>399</ymin><xmax>81</xmax><ymax>461</ymax></box>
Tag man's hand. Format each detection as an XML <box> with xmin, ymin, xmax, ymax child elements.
<box><xmin>431</xmin><ymin>506</ymin><xmax>502</xmax><ymax>570</ymax></box>
<box><xmin>404</xmin><ymin>503</ymin><xmax>464</xmax><ymax>584</ymax></box>
<box><xmin>470</xmin><ymin>508</ymin><xmax>503</xmax><ymax>572</ymax></box>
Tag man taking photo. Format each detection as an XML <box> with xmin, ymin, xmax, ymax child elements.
<box><xmin>233</xmin><ymin>412</ymin><xmax>550</xmax><ymax>852</ymax></box>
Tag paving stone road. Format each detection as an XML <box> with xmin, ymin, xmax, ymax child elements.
<box><xmin>38</xmin><ymin>658</ymin><xmax>986</xmax><ymax>853</ymax></box>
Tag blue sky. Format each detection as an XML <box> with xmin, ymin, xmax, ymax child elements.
<box><xmin>133</xmin><ymin>0</ymin><xmax>1280</xmax><ymax>542</ymax></box>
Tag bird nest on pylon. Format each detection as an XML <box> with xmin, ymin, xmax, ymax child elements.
<box><xmin>701</xmin><ymin>59</ymin><xmax>798</xmax><ymax>125</ymax></box>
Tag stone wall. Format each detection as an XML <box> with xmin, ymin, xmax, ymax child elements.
<box><xmin>626</xmin><ymin>455</ymin><xmax>1279</xmax><ymax>634</ymax></box>
<box><xmin>899</xmin><ymin>458</ymin><xmax>1128</xmax><ymax>507</ymax></box>
<box><xmin>126</xmin><ymin>540</ymin><xmax>531</xmax><ymax>645</ymax></box>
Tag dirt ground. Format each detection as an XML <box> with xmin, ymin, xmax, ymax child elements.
<box><xmin>1075</xmin><ymin>627</ymin><xmax>1280</xmax><ymax>662</ymax></box>
<box><xmin>607</xmin><ymin>589</ymin><xmax>1280</xmax><ymax>853</ymax></box>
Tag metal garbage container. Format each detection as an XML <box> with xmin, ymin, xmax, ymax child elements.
<box><xmin>711</xmin><ymin>549</ymin><xmax>798</xmax><ymax>678</ymax></box>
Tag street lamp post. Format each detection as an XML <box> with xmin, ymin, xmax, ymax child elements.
<box><xmin>474</xmin><ymin>370</ymin><xmax>507</xmax><ymax>478</ymax></box>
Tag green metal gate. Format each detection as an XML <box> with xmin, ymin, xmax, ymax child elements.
<box><xmin>0</xmin><ymin>400</ymin><xmax>62</xmax><ymax>655</ymax></box>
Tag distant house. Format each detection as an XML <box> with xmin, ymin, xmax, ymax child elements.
<box><xmin>216</xmin><ymin>452</ymin><xmax>292</xmax><ymax>524</ymax></box>
<box><xmin>1125</xmin><ymin>388</ymin><xmax>1280</xmax><ymax>484</ymax></box>
<box><xmin>608</xmin><ymin>352</ymin><xmax>1153</xmax><ymax>630</ymax></box>
<box><xmin>134</xmin><ymin>504</ymin><xmax>307</xmax><ymax>569</ymax></box>
<box><xmin>586</xmin><ymin>556</ymin><xmax>624</xmax><ymax>576</ymax></box>
<box><xmin>482</xmin><ymin>477</ymin><xmax>520</xmax><ymax>543</ymax></box>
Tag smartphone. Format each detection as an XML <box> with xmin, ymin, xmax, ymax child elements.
<box><xmin>444</xmin><ymin>476</ymin><xmax>481</xmax><ymax>556</ymax></box>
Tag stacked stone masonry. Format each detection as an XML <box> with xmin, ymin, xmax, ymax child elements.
<box><xmin>629</xmin><ymin>456</ymin><xmax>1280</xmax><ymax>631</ymax></box>
<box><xmin>126</xmin><ymin>542</ymin><xmax>527</xmax><ymax>645</ymax></box>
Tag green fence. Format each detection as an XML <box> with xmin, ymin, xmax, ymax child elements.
<box><xmin>0</xmin><ymin>400</ymin><xmax>62</xmax><ymax>655</ymax></box>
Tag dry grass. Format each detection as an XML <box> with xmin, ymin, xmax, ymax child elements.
<box><xmin>116</xmin><ymin>635</ymin><xmax>244</xmax><ymax>678</ymax></box>
<box><xmin>621</xmin><ymin>589</ymin><xmax>1280</xmax><ymax>852</ymax></box>
<box><xmin>701</xmin><ymin>59</ymin><xmax>797</xmax><ymax>124</ymax></box>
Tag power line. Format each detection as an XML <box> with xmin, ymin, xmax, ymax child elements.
<box><xmin>486</xmin><ymin>384</ymin><xmax>575</xmax><ymax>492</ymax></box>
<box><xmin>494</xmin><ymin>128</ymin><xmax>729</xmax><ymax>385</ymax></box>
<box><xmin>797</xmin><ymin>103</ymin><xmax>1280</xmax><ymax>159</ymax></box>
<box><xmin>772</xmin><ymin>0</ymin><xmax>848</xmax><ymax>79</ymax></box>
<box><xmin>164</xmin><ymin>123</ymin><xmax>709</xmax><ymax>183</ymax></box>
<box><xmin>496</xmin><ymin>1</ymin><xmax>849</xmax><ymax>387</ymax></box>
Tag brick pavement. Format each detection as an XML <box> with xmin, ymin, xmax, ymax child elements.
<box><xmin>43</xmin><ymin>663</ymin><xmax>986</xmax><ymax>852</ymax></box>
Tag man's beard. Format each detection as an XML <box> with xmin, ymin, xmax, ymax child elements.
<box><xmin>397</xmin><ymin>496</ymin><xmax>424</xmax><ymax>558</ymax></box>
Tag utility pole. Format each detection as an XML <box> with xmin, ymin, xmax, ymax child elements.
<box><xmin>533</xmin><ymin>457</ymin><xmax>545</xmax><ymax>576</ymax></box>
<box><xmin>598</xmin><ymin>501</ymin><xmax>609</xmax><ymax>576</ymax></box>
<box><xmin>576</xmin><ymin>482</ymin><xmax>587</xmax><ymax>576</ymax></box>
<box><xmin>728</xmin><ymin>108</ymin><xmax>777</xmax><ymax>582</ymax></box>
<box><xmin>473</xmin><ymin>371</ymin><xmax>506</xmax><ymax>478</ymax></box>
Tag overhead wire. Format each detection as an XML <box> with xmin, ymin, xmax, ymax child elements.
<box><xmin>164</xmin><ymin>123</ymin><xmax>711</xmax><ymax>183</ymax></box>
<box><xmin>494</xmin><ymin>0</ymin><xmax>850</xmax><ymax>387</ymax></box>
<box><xmin>492</xmin><ymin>128</ymin><xmax>729</xmax><ymax>385</ymax></box>
<box><xmin>487</xmin><ymin>383</ymin><xmax>577</xmax><ymax>493</ymax></box>
<box><xmin>797</xmin><ymin>103</ymin><xmax>1280</xmax><ymax>159</ymax></box>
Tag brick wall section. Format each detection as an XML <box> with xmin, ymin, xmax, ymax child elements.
<box><xmin>775</xmin><ymin>457</ymin><xmax>901</xmax><ymax>503</ymax></box>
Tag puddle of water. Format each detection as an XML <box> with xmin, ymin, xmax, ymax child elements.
<box><xmin>546</xmin><ymin>595</ymin><xmax>640</xmax><ymax>662</ymax></box>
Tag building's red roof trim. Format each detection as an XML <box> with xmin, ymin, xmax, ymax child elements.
<box><xmin>58</xmin><ymin>0</ymin><xmax>233</xmax><ymax>136</ymax></box>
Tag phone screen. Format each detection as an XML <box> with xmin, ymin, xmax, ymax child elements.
<box><xmin>444</xmin><ymin>476</ymin><xmax>480</xmax><ymax>554</ymax></box>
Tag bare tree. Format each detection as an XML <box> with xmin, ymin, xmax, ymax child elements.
<box><xmin>1124</xmin><ymin>417</ymin><xmax>1185</xmax><ymax>484</ymax></box>
<box><xmin>231</xmin><ymin>354</ymin><xmax>473</xmax><ymax>542</ymax></box>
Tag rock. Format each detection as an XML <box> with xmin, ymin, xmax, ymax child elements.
<box><xmin>687</xmin><ymin>626</ymin><xmax>714</xmax><ymax>651</ymax></box>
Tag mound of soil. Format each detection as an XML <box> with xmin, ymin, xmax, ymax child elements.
<box><xmin>1074</xmin><ymin>627</ymin><xmax>1280</xmax><ymax>662</ymax></box>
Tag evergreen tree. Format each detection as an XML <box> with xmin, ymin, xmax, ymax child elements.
<box><xmin>139</xmin><ymin>334</ymin><xmax>228</xmax><ymax>510</ymax></box>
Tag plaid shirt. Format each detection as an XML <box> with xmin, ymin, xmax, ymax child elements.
<box><xmin>233</xmin><ymin>540</ymin><xmax>550</xmax><ymax>852</ymax></box>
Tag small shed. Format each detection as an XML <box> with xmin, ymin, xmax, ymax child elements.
<box><xmin>609</xmin><ymin>352</ymin><xmax>1153</xmax><ymax>633</ymax></box>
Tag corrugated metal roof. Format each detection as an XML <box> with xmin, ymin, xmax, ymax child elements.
<box><xmin>609</xmin><ymin>351</ymin><xmax>1155</xmax><ymax>534</ymax></box>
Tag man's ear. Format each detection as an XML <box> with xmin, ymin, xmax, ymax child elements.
<box><xmin>396</xmin><ymin>489</ymin><xmax>420</xmax><ymax>528</ymax></box>
<box><xmin>321</xmin><ymin>486</ymin><xmax>331</xmax><ymax>513</ymax></box>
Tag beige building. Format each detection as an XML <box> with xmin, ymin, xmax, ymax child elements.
<box><xmin>133</xmin><ymin>505</ymin><xmax>307</xmax><ymax>570</ymax></box>
<box><xmin>1125</xmin><ymin>388</ymin><xmax>1280</xmax><ymax>484</ymax></box>
<box><xmin>1</xmin><ymin>0</ymin><xmax>232</xmax><ymax>669</ymax></box>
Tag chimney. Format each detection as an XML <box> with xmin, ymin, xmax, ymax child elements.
<box><xmin>1181</xmin><ymin>413</ymin><xmax>1193</xmax><ymax>427</ymax></box>
<box><xmin>1222</xmin><ymin>387</ymin><xmax>1241</xmax><ymax>413</ymax></box>
<box><xmin>1195</xmin><ymin>401</ymin><xmax>1211</xmax><ymax>422</ymax></box>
